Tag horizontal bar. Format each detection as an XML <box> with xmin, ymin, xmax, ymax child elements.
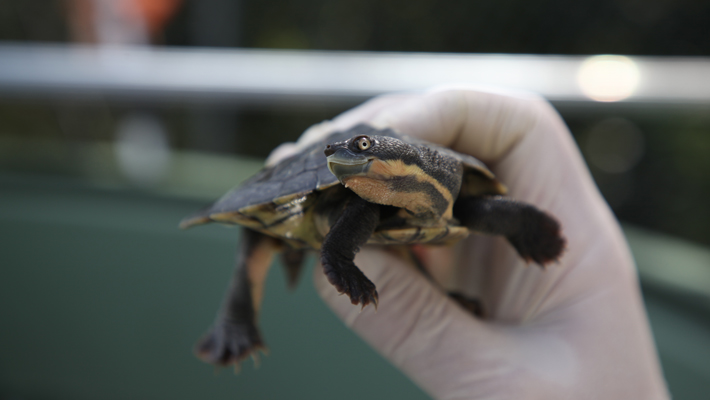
<box><xmin>1</xmin><ymin>43</ymin><xmax>710</xmax><ymax>106</ymax></box>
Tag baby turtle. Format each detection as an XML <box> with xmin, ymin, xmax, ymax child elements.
<box><xmin>181</xmin><ymin>124</ymin><xmax>564</xmax><ymax>367</ymax></box>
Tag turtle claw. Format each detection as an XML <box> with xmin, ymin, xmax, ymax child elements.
<box><xmin>250</xmin><ymin>351</ymin><xmax>261</xmax><ymax>368</ymax></box>
<box><xmin>195</xmin><ymin>320</ymin><xmax>267</xmax><ymax>369</ymax></box>
<box><xmin>322</xmin><ymin>259</ymin><xmax>379</xmax><ymax>309</ymax></box>
<box><xmin>362</xmin><ymin>294</ymin><xmax>379</xmax><ymax>311</ymax></box>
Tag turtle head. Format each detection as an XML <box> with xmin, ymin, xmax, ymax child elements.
<box><xmin>325</xmin><ymin>133</ymin><xmax>459</xmax><ymax>221</ymax></box>
<box><xmin>324</xmin><ymin>134</ymin><xmax>418</xmax><ymax>182</ymax></box>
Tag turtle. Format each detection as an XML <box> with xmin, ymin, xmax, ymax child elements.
<box><xmin>181</xmin><ymin>123</ymin><xmax>565</xmax><ymax>367</ymax></box>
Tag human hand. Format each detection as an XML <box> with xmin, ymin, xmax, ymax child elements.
<box><xmin>270</xmin><ymin>88</ymin><xmax>669</xmax><ymax>399</ymax></box>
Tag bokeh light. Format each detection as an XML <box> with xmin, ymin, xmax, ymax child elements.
<box><xmin>577</xmin><ymin>55</ymin><xmax>641</xmax><ymax>102</ymax></box>
<box><xmin>115</xmin><ymin>112</ymin><xmax>171</xmax><ymax>186</ymax></box>
<box><xmin>585</xmin><ymin>117</ymin><xmax>645</xmax><ymax>174</ymax></box>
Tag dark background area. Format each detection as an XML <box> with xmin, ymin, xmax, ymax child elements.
<box><xmin>3</xmin><ymin>0</ymin><xmax>710</xmax><ymax>55</ymax></box>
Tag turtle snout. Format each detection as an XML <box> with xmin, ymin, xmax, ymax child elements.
<box><xmin>324</xmin><ymin>144</ymin><xmax>335</xmax><ymax>157</ymax></box>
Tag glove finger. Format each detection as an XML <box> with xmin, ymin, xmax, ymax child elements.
<box><xmin>313</xmin><ymin>247</ymin><xmax>516</xmax><ymax>398</ymax></box>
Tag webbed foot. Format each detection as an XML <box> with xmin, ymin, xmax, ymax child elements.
<box><xmin>455</xmin><ymin>196</ymin><xmax>565</xmax><ymax>267</ymax></box>
<box><xmin>319</xmin><ymin>192</ymin><xmax>381</xmax><ymax>309</ymax></box>
<box><xmin>195</xmin><ymin>320</ymin><xmax>267</xmax><ymax>368</ymax></box>
<box><xmin>322</xmin><ymin>254</ymin><xmax>379</xmax><ymax>309</ymax></box>
<box><xmin>507</xmin><ymin>207</ymin><xmax>565</xmax><ymax>266</ymax></box>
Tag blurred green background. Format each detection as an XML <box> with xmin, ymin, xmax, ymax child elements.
<box><xmin>2</xmin><ymin>0</ymin><xmax>710</xmax><ymax>399</ymax></box>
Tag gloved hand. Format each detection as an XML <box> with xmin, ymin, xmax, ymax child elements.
<box><xmin>269</xmin><ymin>88</ymin><xmax>669</xmax><ymax>400</ymax></box>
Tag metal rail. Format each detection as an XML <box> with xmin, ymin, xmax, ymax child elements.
<box><xmin>1</xmin><ymin>43</ymin><xmax>710</xmax><ymax>106</ymax></box>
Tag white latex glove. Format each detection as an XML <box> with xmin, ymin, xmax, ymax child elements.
<box><xmin>269</xmin><ymin>88</ymin><xmax>669</xmax><ymax>400</ymax></box>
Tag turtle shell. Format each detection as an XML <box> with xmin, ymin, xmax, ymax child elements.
<box><xmin>180</xmin><ymin>125</ymin><xmax>506</xmax><ymax>248</ymax></box>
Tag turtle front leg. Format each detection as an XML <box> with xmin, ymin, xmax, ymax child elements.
<box><xmin>454</xmin><ymin>196</ymin><xmax>565</xmax><ymax>266</ymax></box>
<box><xmin>195</xmin><ymin>228</ymin><xmax>276</xmax><ymax>367</ymax></box>
<box><xmin>321</xmin><ymin>193</ymin><xmax>380</xmax><ymax>308</ymax></box>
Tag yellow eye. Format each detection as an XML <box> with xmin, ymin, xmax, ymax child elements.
<box><xmin>356</xmin><ymin>136</ymin><xmax>371</xmax><ymax>151</ymax></box>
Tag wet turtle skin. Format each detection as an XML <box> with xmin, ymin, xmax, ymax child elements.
<box><xmin>181</xmin><ymin>124</ymin><xmax>565</xmax><ymax>368</ymax></box>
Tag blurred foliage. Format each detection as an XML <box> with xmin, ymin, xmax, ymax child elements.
<box><xmin>1</xmin><ymin>0</ymin><xmax>709</xmax><ymax>55</ymax></box>
<box><xmin>0</xmin><ymin>1</ymin><xmax>69</xmax><ymax>42</ymax></box>
<box><xmin>233</xmin><ymin>0</ymin><xmax>710</xmax><ymax>55</ymax></box>
<box><xmin>565</xmin><ymin>112</ymin><xmax>710</xmax><ymax>247</ymax></box>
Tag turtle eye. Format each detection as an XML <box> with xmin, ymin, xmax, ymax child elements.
<box><xmin>355</xmin><ymin>136</ymin><xmax>372</xmax><ymax>151</ymax></box>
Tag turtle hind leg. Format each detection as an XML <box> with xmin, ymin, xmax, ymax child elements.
<box><xmin>454</xmin><ymin>196</ymin><xmax>565</xmax><ymax>266</ymax></box>
<box><xmin>320</xmin><ymin>193</ymin><xmax>380</xmax><ymax>308</ymax></box>
<box><xmin>195</xmin><ymin>228</ymin><xmax>276</xmax><ymax>368</ymax></box>
<box><xmin>448</xmin><ymin>292</ymin><xmax>486</xmax><ymax>318</ymax></box>
<box><xmin>281</xmin><ymin>246</ymin><xmax>306</xmax><ymax>289</ymax></box>
<box><xmin>195</xmin><ymin>319</ymin><xmax>266</xmax><ymax>367</ymax></box>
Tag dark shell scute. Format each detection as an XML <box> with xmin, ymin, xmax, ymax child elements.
<box><xmin>211</xmin><ymin>181</ymin><xmax>283</xmax><ymax>213</ymax></box>
<box><xmin>278</xmin><ymin>170</ymin><xmax>318</xmax><ymax>198</ymax></box>
<box><xmin>303</xmin><ymin>148</ymin><xmax>323</xmax><ymax>170</ymax></box>
<box><xmin>204</xmin><ymin>133</ymin><xmax>347</xmax><ymax>214</ymax></box>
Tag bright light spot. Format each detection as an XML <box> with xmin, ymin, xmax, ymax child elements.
<box><xmin>115</xmin><ymin>113</ymin><xmax>171</xmax><ymax>186</ymax></box>
<box><xmin>577</xmin><ymin>55</ymin><xmax>640</xmax><ymax>102</ymax></box>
